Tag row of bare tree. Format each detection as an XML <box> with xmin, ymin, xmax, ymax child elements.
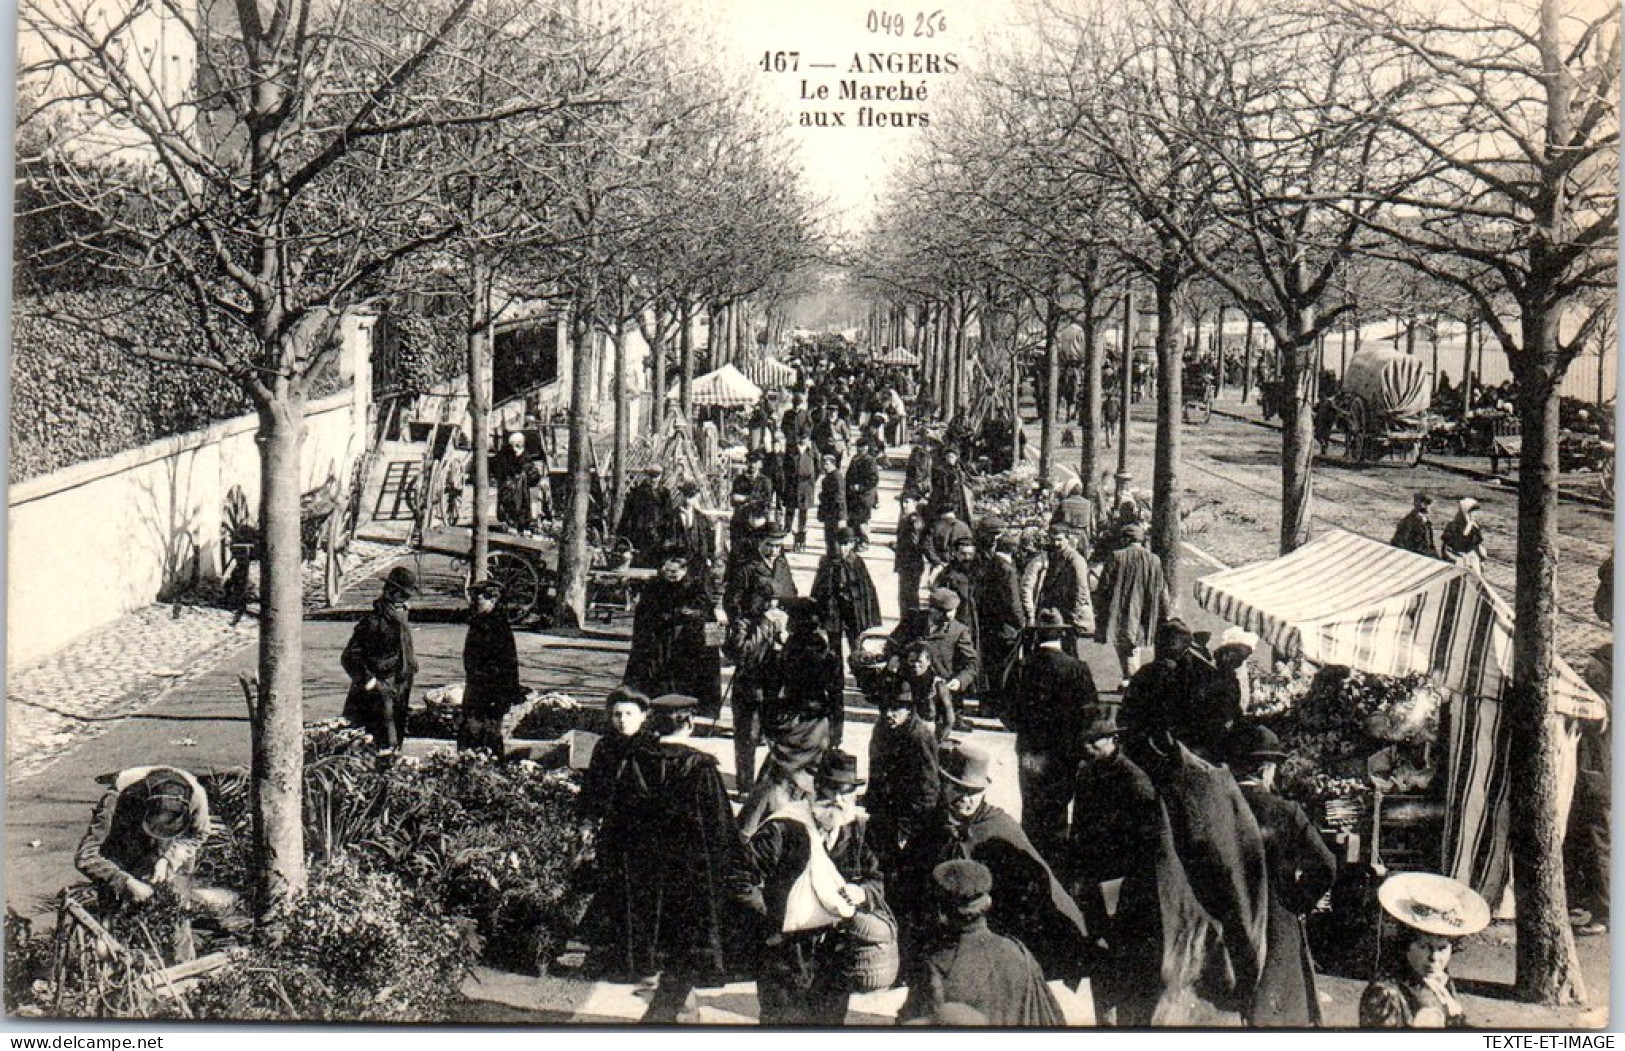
<box><xmin>16</xmin><ymin>0</ymin><xmax>822</xmax><ymax>928</ymax></box>
<box><xmin>857</xmin><ymin>0</ymin><xmax>1616</xmax><ymax>1006</ymax></box>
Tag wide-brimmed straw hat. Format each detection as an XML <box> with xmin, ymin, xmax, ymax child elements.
<box><xmin>1377</xmin><ymin>872</ymin><xmax>1491</xmax><ymax>938</ymax></box>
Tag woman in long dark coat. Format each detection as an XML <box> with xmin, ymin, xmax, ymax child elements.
<box><xmin>623</xmin><ymin>551</ymin><xmax>723</xmax><ymax>719</ymax></box>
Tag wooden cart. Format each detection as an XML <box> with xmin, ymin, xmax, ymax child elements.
<box><xmin>414</xmin><ymin>525</ymin><xmax>653</xmax><ymax>626</ymax></box>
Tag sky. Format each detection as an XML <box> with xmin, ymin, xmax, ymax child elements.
<box><xmin>703</xmin><ymin>0</ymin><xmax>1022</xmax><ymax>237</ymax></box>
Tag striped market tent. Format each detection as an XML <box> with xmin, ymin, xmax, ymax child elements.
<box><xmin>1194</xmin><ymin>529</ymin><xmax>1604</xmax><ymax>900</ymax></box>
<box><xmin>874</xmin><ymin>346</ymin><xmax>922</xmax><ymax>367</ymax></box>
<box><xmin>742</xmin><ymin>356</ymin><xmax>797</xmax><ymax>389</ymax></box>
<box><xmin>666</xmin><ymin>364</ymin><xmax>763</xmax><ymax>408</ymax></box>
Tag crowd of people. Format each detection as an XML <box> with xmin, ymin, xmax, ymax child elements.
<box><xmin>68</xmin><ymin>345</ymin><xmax>1514</xmax><ymax>1028</ymax></box>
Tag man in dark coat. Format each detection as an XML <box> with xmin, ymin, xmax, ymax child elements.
<box><xmin>935</xmin><ymin>536</ymin><xmax>982</xmax><ymax>648</ymax></box>
<box><xmin>1227</xmin><ymin>725</ymin><xmax>1337</xmax><ymax>1027</ymax></box>
<box><xmin>864</xmin><ymin>685</ymin><xmax>941</xmax><ymax>875</ymax></box>
<box><xmin>1034</xmin><ymin>526</ymin><xmax>1094</xmax><ymax>657</ymax></box>
<box><xmin>731</xmin><ymin>451</ymin><xmax>777</xmax><ymax>511</ymax></box>
<box><xmin>894</xmin><ymin>492</ymin><xmax>928</xmax><ymax>614</ymax></box>
<box><xmin>844</xmin><ymin>441</ymin><xmax>881</xmax><ymax>548</ymax></box>
<box><xmin>899</xmin><ymin>744</ymin><xmax>1092</xmax><ymax>985</ymax></box>
<box><xmin>341</xmin><ymin>567</ymin><xmax>419</xmax><ymax>750</ymax></box>
<box><xmin>931</xmin><ymin>446</ymin><xmax>973</xmax><ymax>522</ymax></box>
<box><xmin>973</xmin><ymin>530</ymin><xmax>1028</xmax><ymax>706</ymax></box>
<box><xmin>1005</xmin><ymin>609</ymin><xmax>1098</xmax><ymax>861</ymax></box>
<box><xmin>724</xmin><ymin>530</ymin><xmax>795</xmax><ymax>795</ymax></box>
<box><xmin>492</xmin><ymin>430</ymin><xmax>538</xmax><ymax>534</ymax></box>
<box><xmin>625</xmin><ymin>549</ymin><xmax>724</xmax><ymax>720</ymax></box>
<box><xmin>924</xmin><ymin>506</ymin><xmax>973</xmax><ymax>572</ymax></box>
<box><xmin>760</xmin><ymin>598</ymin><xmax>843</xmax><ymax>765</ymax></box>
<box><xmin>747</xmin><ymin>750</ymin><xmax>891</xmax><ymax>1026</ymax></box>
<box><xmin>1391</xmin><ymin>492</ymin><xmax>1439</xmax><ymax>559</ymax></box>
<box><xmin>899</xmin><ymin>860</ymin><xmax>1064</xmax><ymax>1026</ymax></box>
<box><xmin>460</xmin><ymin>580</ymin><xmax>523</xmax><ymax>754</ymax></box>
<box><xmin>904</xmin><ymin>439</ymin><xmax>935</xmax><ymax>507</ymax></box>
<box><xmin>576</xmin><ymin>693</ymin><xmax>760</xmax><ymax>1023</ymax></box>
<box><xmin>1119</xmin><ymin>617</ymin><xmax>1204</xmax><ymax>763</ymax></box>
<box><xmin>810</xmin><ymin>526</ymin><xmax>884</xmax><ymax>655</ymax></box>
<box><xmin>665</xmin><ymin>481</ymin><xmax>717</xmax><ymax>579</ymax></box>
<box><xmin>1094</xmin><ymin>523</ymin><xmax>1167</xmax><ymax>683</ymax></box>
<box><xmin>1068</xmin><ymin>705</ymin><xmax>1164</xmax><ymax>1026</ymax></box>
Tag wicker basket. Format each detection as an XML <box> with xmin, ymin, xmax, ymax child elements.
<box><xmin>842</xmin><ymin>910</ymin><xmax>899</xmax><ymax>992</ymax></box>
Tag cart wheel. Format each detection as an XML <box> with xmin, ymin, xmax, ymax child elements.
<box><xmin>489</xmin><ymin>551</ymin><xmax>542</xmax><ymax>624</ymax></box>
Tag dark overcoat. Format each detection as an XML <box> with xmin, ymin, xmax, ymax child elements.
<box><xmin>899</xmin><ymin>920</ymin><xmax>1064</xmax><ymax>1026</ymax></box>
<box><xmin>576</xmin><ymin>736</ymin><xmax>759</xmax><ymax>981</ymax></box>
<box><xmin>341</xmin><ymin>599</ymin><xmax>417</xmax><ymax>749</ymax></box>
<box><xmin>625</xmin><ymin>574</ymin><xmax>723</xmax><ymax>717</ymax></box>
<box><xmin>1240</xmin><ymin>784</ymin><xmax>1337</xmax><ymax>1027</ymax></box>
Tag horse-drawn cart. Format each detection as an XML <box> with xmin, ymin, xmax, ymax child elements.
<box><xmin>1333</xmin><ymin>348</ymin><xmax>1432</xmax><ymax>466</ymax></box>
<box><xmin>414</xmin><ymin>525</ymin><xmax>653</xmax><ymax>627</ymax></box>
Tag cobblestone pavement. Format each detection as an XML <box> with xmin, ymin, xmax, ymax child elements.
<box><xmin>5</xmin><ymin>538</ymin><xmax>402</xmax><ymax>784</ymax></box>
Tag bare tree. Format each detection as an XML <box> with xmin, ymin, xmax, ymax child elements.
<box><xmin>17</xmin><ymin>0</ymin><xmax>598</xmax><ymax>915</ymax></box>
<box><xmin>1333</xmin><ymin>0</ymin><xmax>1619</xmax><ymax>1004</ymax></box>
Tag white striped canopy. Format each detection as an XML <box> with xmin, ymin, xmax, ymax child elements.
<box><xmin>667</xmin><ymin>364</ymin><xmax>763</xmax><ymax>408</ymax></box>
<box><xmin>742</xmin><ymin>356</ymin><xmax>797</xmax><ymax>389</ymax></box>
<box><xmin>1195</xmin><ymin>529</ymin><xmax>1603</xmax><ymax>899</ymax></box>
<box><xmin>874</xmin><ymin>346</ymin><xmax>921</xmax><ymax>366</ymax></box>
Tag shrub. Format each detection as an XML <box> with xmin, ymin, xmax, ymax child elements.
<box><xmin>184</xmin><ymin>857</ymin><xmax>475</xmax><ymax>1022</ymax></box>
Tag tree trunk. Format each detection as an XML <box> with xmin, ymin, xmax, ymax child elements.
<box><xmin>557</xmin><ymin>300</ymin><xmax>597</xmax><ymax>629</ymax></box>
<box><xmin>611</xmin><ymin>320</ymin><xmax>629</xmax><ymax>541</ymax></box>
<box><xmin>1039</xmin><ymin>297</ymin><xmax>1061</xmax><ymax>486</ymax></box>
<box><xmin>1242</xmin><ymin>314</ymin><xmax>1255</xmax><ymax>404</ymax></box>
<box><xmin>648</xmin><ymin>308</ymin><xmax>668</xmax><ymax>435</ymax></box>
<box><xmin>1079</xmin><ymin>299</ymin><xmax>1102</xmax><ymax>501</ymax></box>
<box><xmin>1507</xmin><ymin>334</ymin><xmax>1586</xmax><ymax>1005</ymax></box>
<box><xmin>680</xmin><ymin>300</ymin><xmax>696</xmax><ymax>420</ymax></box>
<box><xmin>1151</xmin><ymin>271</ymin><xmax>1183</xmax><ymax>608</ymax></box>
<box><xmin>467</xmin><ymin>263</ymin><xmax>493</xmax><ymax>581</ymax></box>
<box><xmin>251</xmin><ymin>389</ymin><xmax>308</xmax><ymax>917</ymax></box>
<box><xmin>1278</xmin><ymin>312</ymin><xmax>1317</xmax><ymax>552</ymax></box>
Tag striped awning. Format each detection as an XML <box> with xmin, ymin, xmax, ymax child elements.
<box><xmin>1195</xmin><ymin>529</ymin><xmax>1603</xmax><ymax>900</ymax></box>
<box><xmin>1193</xmin><ymin>529</ymin><xmax>1603</xmax><ymax>719</ymax></box>
<box><xmin>666</xmin><ymin>364</ymin><xmax>763</xmax><ymax>408</ymax></box>
<box><xmin>742</xmin><ymin>356</ymin><xmax>797</xmax><ymax>389</ymax></box>
<box><xmin>874</xmin><ymin>346</ymin><xmax>921</xmax><ymax>366</ymax></box>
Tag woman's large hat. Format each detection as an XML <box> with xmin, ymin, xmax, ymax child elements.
<box><xmin>1377</xmin><ymin>872</ymin><xmax>1491</xmax><ymax>938</ymax></box>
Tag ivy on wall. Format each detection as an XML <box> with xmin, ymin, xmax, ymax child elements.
<box><xmin>9</xmin><ymin>295</ymin><xmax>349</xmax><ymax>484</ymax></box>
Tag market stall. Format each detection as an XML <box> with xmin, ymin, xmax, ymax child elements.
<box><xmin>667</xmin><ymin>363</ymin><xmax>765</xmax><ymax>409</ymax></box>
<box><xmin>741</xmin><ymin>355</ymin><xmax>798</xmax><ymax>390</ymax></box>
<box><xmin>1194</xmin><ymin>529</ymin><xmax>1605</xmax><ymax>902</ymax></box>
<box><xmin>873</xmin><ymin>346</ymin><xmax>921</xmax><ymax>367</ymax></box>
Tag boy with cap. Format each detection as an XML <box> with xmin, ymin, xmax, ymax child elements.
<box><xmin>341</xmin><ymin>566</ymin><xmax>420</xmax><ymax>750</ymax></box>
<box><xmin>898</xmin><ymin>860</ymin><xmax>1064</xmax><ymax>1026</ymax></box>
<box><xmin>460</xmin><ymin>579</ymin><xmax>522</xmax><ymax>755</ymax></box>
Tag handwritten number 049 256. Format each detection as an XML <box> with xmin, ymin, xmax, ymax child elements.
<box><xmin>865</xmin><ymin>10</ymin><xmax>947</xmax><ymax>37</ymax></box>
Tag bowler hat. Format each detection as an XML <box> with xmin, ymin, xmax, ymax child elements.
<box><xmin>816</xmin><ymin>749</ymin><xmax>866</xmax><ymax>791</ymax></box>
<box><xmin>929</xmin><ymin>587</ymin><xmax>961</xmax><ymax>613</ymax></box>
<box><xmin>932</xmin><ymin>859</ymin><xmax>993</xmax><ymax>906</ymax></box>
<box><xmin>1227</xmin><ymin>722</ymin><xmax>1288</xmax><ymax>764</ymax></box>
<box><xmin>1034</xmin><ymin>608</ymin><xmax>1067</xmax><ymax>634</ymax></box>
<box><xmin>384</xmin><ymin>566</ymin><xmax>419</xmax><ymax>596</ymax></box>
<box><xmin>831</xmin><ymin>525</ymin><xmax>857</xmax><ymax>546</ymax></box>
<box><xmin>939</xmin><ymin>743</ymin><xmax>992</xmax><ymax>790</ymax></box>
<box><xmin>1159</xmin><ymin>616</ymin><xmax>1192</xmax><ymax>638</ymax></box>
<box><xmin>1078</xmin><ymin>704</ymin><xmax>1117</xmax><ymax>740</ymax></box>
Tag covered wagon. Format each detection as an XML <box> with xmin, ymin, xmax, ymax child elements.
<box><xmin>1334</xmin><ymin>348</ymin><xmax>1432</xmax><ymax>465</ymax></box>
